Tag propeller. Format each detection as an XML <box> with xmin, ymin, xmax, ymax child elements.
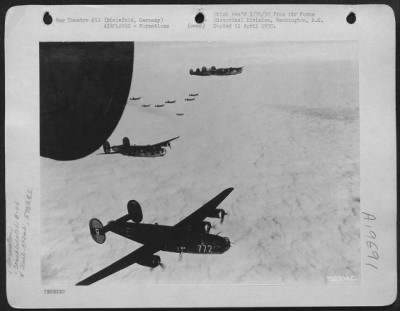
<box><xmin>210</xmin><ymin>223</ymin><xmax>218</xmax><ymax>231</ymax></box>
<box><xmin>150</xmin><ymin>261</ymin><xmax>166</xmax><ymax>271</ymax></box>
<box><xmin>219</xmin><ymin>210</ymin><xmax>228</xmax><ymax>224</ymax></box>
<box><xmin>203</xmin><ymin>222</ymin><xmax>220</xmax><ymax>233</ymax></box>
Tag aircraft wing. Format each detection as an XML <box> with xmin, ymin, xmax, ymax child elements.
<box><xmin>151</xmin><ymin>136</ymin><xmax>180</xmax><ymax>148</ymax></box>
<box><xmin>76</xmin><ymin>244</ymin><xmax>159</xmax><ymax>286</ymax></box>
<box><xmin>174</xmin><ymin>187</ymin><xmax>234</xmax><ymax>229</ymax></box>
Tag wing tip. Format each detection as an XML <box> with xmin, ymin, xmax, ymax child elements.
<box><xmin>76</xmin><ymin>278</ymin><xmax>96</xmax><ymax>286</ymax></box>
<box><xmin>220</xmin><ymin>187</ymin><xmax>234</xmax><ymax>197</ymax></box>
<box><xmin>225</xmin><ymin>187</ymin><xmax>234</xmax><ymax>193</ymax></box>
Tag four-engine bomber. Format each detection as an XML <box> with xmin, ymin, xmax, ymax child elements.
<box><xmin>190</xmin><ymin>66</ymin><xmax>243</xmax><ymax>76</ymax></box>
<box><xmin>77</xmin><ymin>187</ymin><xmax>234</xmax><ymax>285</ymax></box>
<box><xmin>101</xmin><ymin>136</ymin><xmax>179</xmax><ymax>157</ymax></box>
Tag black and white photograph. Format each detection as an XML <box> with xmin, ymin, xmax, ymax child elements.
<box><xmin>5</xmin><ymin>5</ymin><xmax>396</xmax><ymax>308</ymax></box>
<box><xmin>40</xmin><ymin>41</ymin><xmax>360</xmax><ymax>286</ymax></box>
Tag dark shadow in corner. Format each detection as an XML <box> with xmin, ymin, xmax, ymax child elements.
<box><xmin>40</xmin><ymin>42</ymin><xmax>134</xmax><ymax>161</ymax></box>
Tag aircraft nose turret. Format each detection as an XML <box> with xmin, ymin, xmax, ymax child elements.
<box><xmin>223</xmin><ymin>237</ymin><xmax>231</xmax><ymax>252</ymax></box>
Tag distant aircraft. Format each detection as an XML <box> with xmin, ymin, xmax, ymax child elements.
<box><xmin>184</xmin><ymin>98</ymin><xmax>195</xmax><ymax>101</ymax></box>
<box><xmin>189</xmin><ymin>93</ymin><xmax>199</xmax><ymax>97</ymax></box>
<box><xmin>141</xmin><ymin>104</ymin><xmax>151</xmax><ymax>107</ymax></box>
<box><xmin>101</xmin><ymin>136</ymin><xmax>179</xmax><ymax>157</ymax></box>
<box><xmin>176</xmin><ymin>113</ymin><xmax>184</xmax><ymax>116</ymax></box>
<box><xmin>76</xmin><ymin>187</ymin><xmax>233</xmax><ymax>285</ymax></box>
<box><xmin>165</xmin><ymin>100</ymin><xmax>176</xmax><ymax>104</ymax></box>
<box><xmin>155</xmin><ymin>104</ymin><xmax>165</xmax><ymax>107</ymax></box>
<box><xmin>189</xmin><ymin>66</ymin><xmax>243</xmax><ymax>76</ymax></box>
<box><xmin>130</xmin><ymin>96</ymin><xmax>142</xmax><ymax>100</ymax></box>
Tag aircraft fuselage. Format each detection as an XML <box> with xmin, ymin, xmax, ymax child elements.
<box><xmin>109</xmin><ymin>222</ymin><xmax>230</xmax><ymax>254</ymax></box>
<box><xmin>111</xmin><ymin>145</ymin><xmax>167</xmax><ymax>157</ymax></box>
<box><xmin>190</xmin><ymin>67</ymin><xmax>243</xmax><ymax>76</ymax></box>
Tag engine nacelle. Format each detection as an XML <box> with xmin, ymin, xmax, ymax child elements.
<box><xmin>137</xmin><ymin>255</ymin><xmax>161</xmax><ymax>268</ymax></box>
<box><xmin>202</xmin><ymin>221</ymin><xmax>212</xmax><ymax>233</ymax></box>
<box><xmin>127</xmin><ymin>200</ymin><xmax>143</xmax><ymax>223</ymax></box>
<box><xmin>208</xmin><ymin>209</ymin><xmax>227</xmax><ymax>224</ymax></box>
<box><xmin>123</xmin><ymin>137</ymin><xmax>130</xmax><ymax>147</ymax></box>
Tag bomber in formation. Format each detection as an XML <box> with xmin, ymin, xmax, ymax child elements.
<box><xmin>101</xmin><ymin>136</ymin><xmax>179</xmax><ymax>157</ymax></box>
<box><xmin>135</xmin><ymin>93</ymin><xmax>198</xmax><ymax>111</ymax></box>
<box><xmin>77</xmin><ymin>188</ymin><xmax>234</xmax><ymax>285</ymax></box>
<box><xmin>189</xmin><ymin>66</ymin><xmax>243</xmax><ymax>76</ymax></box>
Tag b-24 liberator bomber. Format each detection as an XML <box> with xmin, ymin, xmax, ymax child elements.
<box><xmin>189</xmin><ymin>66</ymin><xmax>243</xmax><ymax>76</ymax></box>
<box><xmin>101</xmin><ymin>136</ymin><xmax>179</xmax><ymax>157</ymax></box>
<box><xmin>76</xmin><ymin>187</ymin><xmax>234</xmax><ymax>285</ymax></box>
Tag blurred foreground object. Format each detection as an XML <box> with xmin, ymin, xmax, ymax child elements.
<box><xmin>40</xmin><ymin>42</ymin><xmax>134</xmax><ymax>160</ymax></box>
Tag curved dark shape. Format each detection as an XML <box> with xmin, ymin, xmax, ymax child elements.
<box><xmin>127</xmin><ymin>200</ymin><xmax>143</xmax><ymax>223</ymax></box>
<box><xmin>40</xmin><ymin>42</ymin><xmax>134</xmax><ymax>160</ymax></box>
<box><xmin>89</xmin><ymin>218</ymin><xmax>106</xmax><ymax>244</ymax></box>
